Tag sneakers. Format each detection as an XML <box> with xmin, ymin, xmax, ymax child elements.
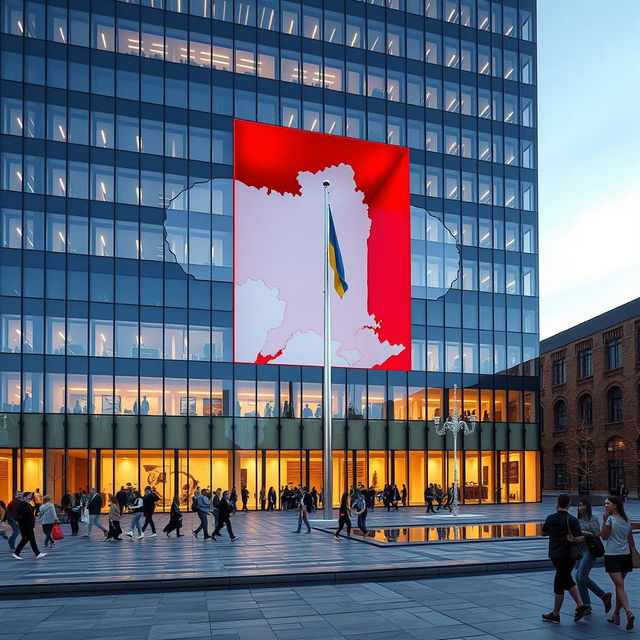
<box><xmin>126</xmin><ymin>531</ymin><xmax>133</xmax><ymax>538</ymax></box>
<box><xmin>541</xmin><ymin>612</ymin><xmax>560</xmax><ymax>624</ymax></box>
<box><xmin>36</xmin><ymin>553</ymin><xmax>47</xmax><ymax>559</ymax></box>
<box><xmin>292</xmin><ymin>531</ymin><xmax>300</xmax><ymax>534</ymax></box>
<box><xmin>148</xmin><ymin>533</ymin><xmax>157</xmax><ymax>538</ymax></box>
<box><xmin>11</xmin><ymin>554</ymin><xmax>22</xmax><ymax>560</ymax></box>
<box><xmin>231</xmin><ymin>536</ymin><xmax>239</xmax><ymax>541</ymax></box>
<box><xmin>574</xmin><ymin>605</ymin><xmax>590</xmax><ymax>623</ymax></box>
<box><xmin>137</xmin><ymin>533</ymin><xmax>144</xmax><ymax>540</ymax></box>
<box><xmin>602</xmin><ymin>592</ymin><xmax>613</xmax><ymax>613</ymax></box>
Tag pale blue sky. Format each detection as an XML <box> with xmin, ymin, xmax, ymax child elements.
<box><xmin>537</xmin><ymin>1</ymin><xmax>640</xmax><ymax>338</ymax></box>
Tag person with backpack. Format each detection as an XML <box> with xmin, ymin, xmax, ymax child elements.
<box><xmin>39</xmin><ymin>495</ymin><xmax>58</xmax><ymax>548</ymax></box>
<box><xmin>352</xmin><ymin>488</ymin><xmax>368</xmax><ymax>534</ymax></box>
<box><xmin>126</xmin><ymin>491</ymin><xmax>145</xmax><ymax>539</ymax></box>
<box><xmin>212</xmin><ymin>491</ymin><xmax>239</xmax><ymax>541</ymax></box>
<box><xmin>163</xmin><ymin>496</ymin><xmax>183</xmax><ymax>537</ymax></box>
<box><xmin>193</xmin><ymin>488</ymin><xmax>211</xmax><ymax>539</ymax></box>
<box><xmin>12</xmin><ymin>492</ymin><xmax>47</xmax><ymax>560</ymax></box>
<box><xmin>84</xmin><ymin>488</ymin><xmax>108</xmax><ymax>538</ymax></box>
<box><xmin>541</xmin><ymin>493</ymin><xmax>589</xmax><ymax>624</ymax></box>
<box><xmin>141</xmin><ymin>486</ymin><xmax>160</xmax><ymax>537</ymax></box>
<box><xmin>292</xmin><ymin>487</ymin><xmax>313</xmax><ymax>534</ymax></box>
<box><xmin>576</xmin><ymin>499</ymin><xmax>611</xmax><ymax>616</ymax></box>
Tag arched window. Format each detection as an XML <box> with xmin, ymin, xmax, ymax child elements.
<box><xmin>577</xmin><ymin>394</ymin><xmax>592</xmax><ymax>427</ymax></box>
<box><xmin>554</xmin><ymin>400</ymin><xmax>567</xmax><ymax>431</ymax></box>
<box><xmin>552</xmin><ymin>443</ymin><xmax>567</xmax><ymax>457</ymax></box>
<box><xmin>606</xmin><ymin>437</ymin><xmax>625</xmax><ymax>453</ymax></box>
<box><xmin>607</xmin><ymin>387</ymin><xmax>623</xmax><ymax>423</ymax></box>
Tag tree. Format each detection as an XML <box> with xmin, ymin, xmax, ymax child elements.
<box><xmin>565</xmin><ymin>421</ymin><xmax>605</xmax><ymax>495</ymax></box>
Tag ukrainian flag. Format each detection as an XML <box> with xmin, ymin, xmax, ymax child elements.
<box><xmin>329</xmin><ymin>208</ymin><xmax>348</xmax><ymax>298</ymax></box>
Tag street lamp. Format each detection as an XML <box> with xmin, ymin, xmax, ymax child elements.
<box><xmin>433</xmin><ymin>384</ymin><xmax>476</xmax><ymax>517</ymax></box>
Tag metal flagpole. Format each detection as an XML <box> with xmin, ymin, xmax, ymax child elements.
<box><xmin>322</xmin><ymin>180</ymin><xmax>333</xmax><ymax>521</ymax></box>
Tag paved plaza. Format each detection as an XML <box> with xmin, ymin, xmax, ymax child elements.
<box><xmin>1</xmin><ymin>568</ymin><xmax>639</xmax><ymax>639</ymax></box>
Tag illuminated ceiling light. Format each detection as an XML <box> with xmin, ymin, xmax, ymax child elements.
<box><xmin>59</xmin><ymin>26</ymin><xmax>66</xmax><ymax>43</ymax></box>
<box><xmin>350</xmin><ymin>32</ymin><xmax>358</xmax><ymax>47</ymax></box>
<box><xmin>100</xmin><ymin>32</ymin><xmax>108</xmax><ymax>49</ymax></box>
<box><xmin>58</xmin><ymin>124</ymin><xmax>66</xmax><ymax>139</ymax></box>
<box><xmin>16</xmin><ymin>226</ymin><xmax>22</xmax><ymax>237</ymax></box>
<box><xmin>16</xmin><ymin>116</ymin><xmax>23</xmax><ymax>129</ymax></box>
<box><xmin>371</xmin><ymin>36</ymin><xmax>380</xmax><ymax>51</ymax></box>
<box><xmin>100</xmin><ymin>129</ymin><xmax>107</xmax><ymax>145</ymax></box>
<box><xmin>311</xmin><ymin>24</ymin><xmax>318</xmax><ymax>39</ymax></box>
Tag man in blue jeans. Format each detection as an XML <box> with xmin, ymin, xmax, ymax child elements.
<box><xmin>193</xmin><ymin>489</ymin><xmax>211</xmax><ymax>539</ymax></box>
<box><xmin>293</xmin><ymin>488</ymin><xmax>312</xmax><ymax>534</ymax></box>
<box><xmin>5</xmin><ymin>491</ymin><xmax>22</xmax><ymax>550</ymax></box>
<box><xmin>84</xmin><ymin>487</ymin><xmax>108</xmax><ymax>538</ymax></box>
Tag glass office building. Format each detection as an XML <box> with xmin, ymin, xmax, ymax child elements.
<box><xmin>0</xmin><ymin>0</ymin><xmax>539</xmax><ymax>508</ymax></box>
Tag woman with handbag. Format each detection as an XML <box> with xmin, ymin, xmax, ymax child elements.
<box><xmin>576</xmin><ymin>499</ymin><xmax>612</xmax><ymax>615</ymax></box>
<box><xmin>38</xmin><ymin>495</ymin><xmax>58</xmax><ymax>548</ymax></box>
<box><xmin>601</xmin><ymin>496</ymin><xmax>635</xmax><ymax>629</ymax></box>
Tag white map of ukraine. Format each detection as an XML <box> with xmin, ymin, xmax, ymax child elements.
<box><xmin>234</xmin><ymin>164</ymin><xmax>405</xmax><ymax>368</ymax></box>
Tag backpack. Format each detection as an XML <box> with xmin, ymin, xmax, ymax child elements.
<box><xmin>191</xmin><ymin>495</ymin><xmax>199</xmax><ymax>512</ymax></box>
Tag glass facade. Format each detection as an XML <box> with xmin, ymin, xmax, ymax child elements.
<box><xmin>0</xmin><ymin>0</ymin><xmax>539</xmax><ymax>508</ymax></box>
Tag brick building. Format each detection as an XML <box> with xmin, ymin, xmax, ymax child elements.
<box><xmin>540</xmin><ymin>298</ymin><xmax>640</xmax><ymax>496</ymax></box>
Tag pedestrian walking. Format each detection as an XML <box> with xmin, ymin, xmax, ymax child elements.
<box><xmin>32</xmin><ymin>488</ymin><xmax>43</xmax><ymax>516</ymax></box>
<box><xmin>401</xmin><ymin>484</ymin><xmax>407</xmax><ymax>507</ymax></box>
<box><xmin>0</xmin><ymin>500</ymin><xmax>10</xmax><ymax>544</ymax></box>
<box><xmin>106</xmin><ymin>495</ymin><xmax>123</xmax><ymax>541</ymax></box>
<box><xmin>211</xmin><ymin>488</ymin><xmax>222</xmax><ymax>531</ymax></box>
<box><xmin>127</xmin><ymin>491</ymin><xmax>145</xmax><ymax>539</ymax></box>
<box><xmin>5</xmin><ymin>492</ymin><xmax>22</xmax><ymax>550</ymax></box>
<box><xmin>435</xmin><ymin>485</ymin><xmax>444</xmax><ymax>510</ymax></box>
<box><xmin>334</xmin><ymin>492</ymin><xmax>352</xmax><ymax>540</ymax></box>
<box><xmin>259</xmin><ymin>487</ymin><xmax>266</xmax><ymax>511</ymax></box>
<box><xmin>84</xmin><ymin>488</ymin><xmax>108</xmax><ymax>538</ymax></box>
<box><xmin>293</xmin><ymin>487</ymin><xmax>312</xmax><ymax>534</ymax></box>
<box><xmin>601</xmin><ymin>496</ymin><xmax>635</xmax><ymax>629</ymax></box>
<box><xmin>163</xmin><ymin>496</ymin><xmax>183</xmax><ymax>537</ymax></box>
<box><xmin>212</xmin><ymin>491</ymin><xmax>239</xmax><ymax>541</ymax></box>
<box><xmin>193</xmin><ymin>488</ymin><xmax>211</xmax><ymax>539</ymax></box>
<box><xmin>425</xmin><ymin>484</ymin><xmax>436</xmax><ymax>513</ymax></box>
<box><xmin>352</xmin><ymin>489</ymin><xmax>368</xmax><ymax>534</ymax></box>
<box><xmin>39</xmin><ymin>495</ymin><xmax>58</xmax><ymax>548</ymax></box>
<box><xmin>12</xmin><ymin>493</ymin><xmax>47</xmax><ymax>560</ymax></box>
<box><xmin>267</xmin><ymin>486</ymin><xmax>276</xmax><ymax>510</ymax></box>
<box><xmin>541</xmin><ymin>493</ymin><xmax>589</xmax><ymax>624</ymax></box>
<box><xmin>230</xmin><ymin>487</ymin><xmax>238</xmax><ymax>513</ymax></box>
<box><xmin>575</xmin><ymin>499</ymin><xmax>611</xmax><ymax>616</ymax></box>
<box><xmin>141</xmin><ymin>486</ymin><xmax>160</xmax><ymax>537</ymax></box>
<box><xmin>115</xmin><ymin>485</ymin><xmax>128</xmax><ymax>515</ymax></box>
<box><xmin>241</xmin><ymin>485</ymin><xmax>250</xmax><ymax>511</ymax></box>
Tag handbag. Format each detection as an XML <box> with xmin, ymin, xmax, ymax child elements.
<box><xmin>52</xmin><ymin>522</ymin><xmax>64</xmax><ymax>540</ymax></box>
<box><xmin>567</xmin><ymin>513</ymin><xmax>583</xmax><ymax>561</ymax></box>
<box><xmin>586</xmin><ymin>533</ymin><xmax>605</xmax><ymax>558</ymax></box>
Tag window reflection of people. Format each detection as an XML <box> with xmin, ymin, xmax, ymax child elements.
<box><xmin>282</xmin><ymin>401</ymin><xmax>290</xmax><ymax>418</ymax></box>
<box><xmin>302</xmin><ymin>404</ymin><xmax>313</xmax><ymax>418</ymax></box>
<box><xmin>22</xmin><ymin>392</ymin><xmax>32</xmax><ymax>412</ymax></box>
<box><xmin>264</xmin><ymin>402</ymin><xmax>273</xmax><ymax>417</ymax></box>
<box><xmin>73</xmin><ymin>399</ymin><xmax>82</xmax><ymax>414</ymax></box>
<box><xmin>140</xmin><ymin>396</ymin><xmax>150</xmax><ymax>415</ymax></box>
<box><xmin>314</xmin><ymin>404</ymin><xmax>322</xmax><ymax>418</ymax></box>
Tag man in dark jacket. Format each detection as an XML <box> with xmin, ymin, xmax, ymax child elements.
<box><xmin>293</xmin><ymin>488</ymin><xmax>313</xmax><ymax>534</ymax></box>
<box><xmin>541</xmin><ymin>493</ymin><xmax>589</xmax><ymax>624</ymax></box>
<box><xmin>115</xmin><ymin>486</ymin><xmax>128</xmax><ymax>514</ymax></box>
<box><xmin>212</xmin><ymin>491</ymin><xmax>238</xmax><ymax>541</ymax></box>
<box><xmin>141</xmin><ymin>486</ymin><xmax>160</xmax><ymax>536</ymax></box>
<box><xmin>12</xmin><ymin>492</ymin><xmax>46</xmax><ymax>559</ymax></box>
<box><xmin>211</xmin><ymin>488</ymin><xmax>222</xmax><ymax>531</ymax></box>
<box><xmin>85</xmin><ymin>487</ymin><xmax>108</xmax><ymax>538</ymax></box>
<box><xmin>241</xmin><ymin>486</ymin><xmax>250</xmax><ymax>511</ymax></box>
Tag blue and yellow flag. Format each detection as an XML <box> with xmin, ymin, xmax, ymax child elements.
<box><xmin>329</xmin><ymin>208</ymin><xmax>348</xmax><ymax>298</ymax></box>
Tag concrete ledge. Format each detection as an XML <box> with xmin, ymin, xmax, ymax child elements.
<box><xmin>0</xmin><ymin>558</ymin><xmax>558</xmax><ymax>599</ymax></box>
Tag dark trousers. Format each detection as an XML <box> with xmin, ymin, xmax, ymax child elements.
<box><xmin>142</xmin><ymin>514</ymin><xmax>156</xmax><ymax>533</ymax></box>
<box><xmin>357</xmin><ymin>511</ymin><xmax>368</xmax><ymax>533</ymax></box>
<box><xmin>67</xmin><ymin>510</ymin><xmax>80</xmax><ymax>535</ymax></box>
<box><xmin>194</xmin><ymin>511</ymin><xmax>209</xmax><ymax>537</ymax></box>
<box><xmin>15</xmin><ymin>526</ymin><xmax>40</xmax><ymax>557</ymax></box>
<box><xmin>260</xmin><ymin>500</ymin><xmax>265</xmax><ymax>510</ymax></box>
<box><xmin>107</xmin><ymin>519</ymin><xmax>122</xmax><ymax>540</ymax></box>
<box><xmin>552</xmin><ymin>557</ymin><xmax>577</xmax><ymax>594</ymax></box>
<box><xmin>7</xmin><ymin>517</ymin><xmax>19</xmax><ymax>547</ymax></box>
<box><xmin>242</xmin><ymin>500</ymin><xmax>248</xmax><ymax>511</ymax></box>
<box><xmin>213</xmin><ymin>516</ymin><xmax>234</xmax><ymax>539</ymax></box>
<box><xmin>42</xmin><ymin>523</ymin><xmax>54</xmax><ymax>546</ymax></box>
<box><xmin>336</xmin><ymin>515</ymin><xmax>351</xmax><ymax>536</ymax></box>
<box><xmin>426</xmin><ymin>499</ymin><xmax>435</xmax><ymax>513</ymax></box>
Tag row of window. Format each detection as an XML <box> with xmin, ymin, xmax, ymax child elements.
<box><xmin>0</xmin><ymin>48</ymin><xmax>536</xmax><ymax>129</ymax></box>
<box><xmin>0</xmin><ymin>96</ymin><xmax>535</xmax><ymax>164</ymax></box>
<box><xmin>551</xmin><ymin>339</ymin><xmax>624</xmax><ymax>386</ymax></box>
<box><xmin>551</xmin><ymin>386</ymin><xmax>624</xmax><ymax>430</ymax></box>
<box><xmin>0</xmin><ymin>150</ymin><xmax>536</xmax><ymax>211</ymax></box>
<box><xmin>0</xmin><ymin>368</ymin><xmax>536</xmax><ymax>422</ymax></box>
<box><xmin>0</xmin><ymin>308</ymin><xmax>535</xmax><ymax>376</ymax></box>
<box><xmin>3</xmin><ymin>0</ymin><xmax>536</xmax><ymax>53</ymax></box>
